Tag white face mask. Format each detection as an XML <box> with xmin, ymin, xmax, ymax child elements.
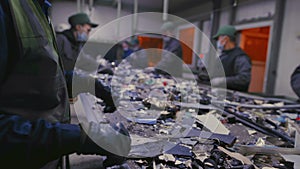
<box><xmin>217</xmin><ymin>40</ymin><xmax>224</xmax><ymax>51</ymax></box>
<box><xmin>217</xmin><ymin>37</ymin><xmax>226</xmax><ymax>51</ymax></box>
<box><xmin>76</xmin><ymin>25</ymin><xmax>89</xmax><ymax>42</ymax></box>
<box><xmin>77</xmin><ymin>31</ymin><xmax>88</xmax><ymax>42</ymax></box>
<box><xmin>163</xmin><ymin>36</ymin><xmax>171</xmax><ymax>42</ymax></box>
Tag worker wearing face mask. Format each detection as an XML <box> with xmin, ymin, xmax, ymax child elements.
<box><xmin>211</xmin><ymin>25</ymin><xmax>252</xmax><ymax>92</ymax></box>
<box><xmin>56</xmin><ymin>13</ymin><xmax>116</xmax><ymax>113</ymax></box>
<box><xmin>56</xmin><ymin>13</ymin><xmax>97</xmax><ymax>73</ymax></box>
<box><xmin>121</xmin><ymin>41</ymin><xmax>133</xmax><ymax>59</ymax></box>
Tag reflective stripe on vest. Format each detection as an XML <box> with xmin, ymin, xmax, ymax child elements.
<box><xmin>0</xmin><ymin>1</ymin><xmax>70</xmax><ymax>123</ymax></box>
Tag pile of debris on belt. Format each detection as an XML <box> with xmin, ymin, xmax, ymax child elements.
<box><xmin>80</xmin><ymin>60</ymin><xmax>300</xmax><ymax>169</ymax></box>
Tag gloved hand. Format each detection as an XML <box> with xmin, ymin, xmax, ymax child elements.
<box><xmin>95</xmin><ymin>79</ymin><xmax>117</xmax><ymax>113</ymax></box>
<box><xmin>78</xmin><ymin>122</ymin><xmax>131</xmax><ymax>167</ymax></box>
<box><xmin>103</xmin><ymin>105</ymin><xmax>116</xmax><ymax>113</ymax></box>
<box><xmin>144</xmin><ymin>67</ymin><xmax>155</xmax><ymax>73</ymax></box>
<box><xmin>210</xmin><ymin>77</ymin><xmax>226</xmax><ymax>87</ymax></box>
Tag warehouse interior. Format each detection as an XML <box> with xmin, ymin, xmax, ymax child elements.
<box><xmin>51</xmin><ymin>0</ymin><xmax>300</xmax><ymax>98</ymax></box>
<box><xmin>44</xmin><ymin>0</ymin><xmax>300</xmax><ymax>168</ymax></box>
<box><xmin>1</xmin><ymin>0</ymin><xmax>300</xmax><ymax>169</ymax></box>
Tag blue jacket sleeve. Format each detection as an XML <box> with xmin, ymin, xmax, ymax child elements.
<box><xmin>0</xmin><ymin>114</ymin><xmax>81</xmax><ymax>169</ymax></box>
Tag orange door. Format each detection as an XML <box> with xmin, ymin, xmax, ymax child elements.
<box><xmin>138</xmin><ymin>36</ymin><xmax>163</xmax><ymax>66</ymax></box>
<box><xmin>179</xmin><ymin>27</ymin><xmax>195</xmax><ymax>65</ymax></box>
<box><xmin>240</xmin><ymin>27</ymin><xmax>270</xmax><ymax>93</ymax></box>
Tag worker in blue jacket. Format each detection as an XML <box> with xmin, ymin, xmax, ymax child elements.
<box><xmin>0</xmin><ymin>1</ymin><xmax>131</xmax><ymax>168</ymax></box>
<box><xmin>291</xmin><ymin>65</ymin><xmax>300</xmax><ymax>99</ymax></box>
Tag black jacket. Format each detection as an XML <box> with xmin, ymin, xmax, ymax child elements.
<box><xmin>291</xmin><ymin>65</ymin><xmax>300</xmax><ymax>98</ymax></box>
<box><xmin>56</xmin><ymin>29</ymin><xmax>80</xmax><ymax>72</ymax></box>
<box><xmin>216</xmin><ymin>47</ymin><xmax>252</xmax><ymax>92</ymax></box>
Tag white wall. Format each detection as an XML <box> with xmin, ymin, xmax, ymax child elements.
<box><xmin>219</xmin><ymin>0</ymin><xmax>231</xmax><ymax>27</ymax></box>
<box><xmin>219</xmin><ymin>8</ymin><xmax>230</xmax><ymax>27</ymax></box>
<box><xmin>235</xmin><ymin>0</ymin><xmax>275</xmax><ymax>23</ymax></box>
<box><xmin>51</xmin><ymin>1</ymin><xmax>130</xmax><ymax>28</ymax></box>
<box><xmin>51</xmin><ymin>1</ymin><xmax>163</xmax><ymax>42</ymax></box>
<box><xmin>173</xmin><ymin>2</ymin><xmax>212</xmax><ymax>21</ymax></box>
<box><xmin>275</xmin><ymin>0</ymin><xmax>300</xmax><ymax>98</ymax></box>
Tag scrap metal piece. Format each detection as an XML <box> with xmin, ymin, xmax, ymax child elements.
<box><xmin>236</xmin><ymin>145</ymin><xmax>300</xmax><ymax>156</ymax></box>
<box><xmin>196</xmin><ymin>113</ymin><xmax>230</xmax><ymax>134</ymax></box>
<box><xmin>158</xmin><ymin>154</ymin><xmax>176</xmax><ymax>162</ymax></box>
<box><xmin>185</xmin><ymin>128</ymin><xmax>236</xmax><ymax>146</ymax></box>
<box><xmin>212</xmin><ymin>100</ymin><xmax>300</xmax><ymax>110</ymax></box>
<box><xmin>129</xmin><ymin>139</ymin><xmax>177</xmax><ymax>158</ymax></box>
<box><xmin>281</xmin><ymin>155</ymin><xmax>300</xmax><ymax>169</ymax></box>
<box><xmin>218</xmin><ymin>106</ymin><xmax>295</xmax><ymax>145</ymax></box>
<box><xmin>179</xmin><ymin>138</ymin><xmax>198</xmax><ymax>146</ymax></box>
<box><xmin>217</xmin><ymin>146</ymin><xmax>259</xmax><ymax>169</ymax></box>
<box><xmin>164</xmin><ymin>144</ymin><xmax>193</xmax><ymax>157</ymax></box>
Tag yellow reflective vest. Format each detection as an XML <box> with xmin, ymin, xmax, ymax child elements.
<box><xmin>0</xmin><ymin>1</ymin><xmax>70</xmax><ymax>123</ymax></box>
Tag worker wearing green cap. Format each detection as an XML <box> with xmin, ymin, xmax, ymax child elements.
<box><xmin>211</xmin><ymin>25</ymin><xmax>252</xmax><ymax>92</ymax></box>
<box><xmin>56</xmin><ymin>13</ymin><xmax>98</xmax><ymax>73</ymax></box>
<box><xmin>56</xmin><ymin>13</ymin><xmax>117</xmax><ymax>113</ymax></box>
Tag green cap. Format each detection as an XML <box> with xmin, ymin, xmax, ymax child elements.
<box><xmin>161</xmin><ymin>21</ymin><xmax>175</xmax><ymax>31</ymax></box>
<box><xmin>68</xmin><ymin>13</ymin><xmax>98</xmax><ymax>28</ymax></box>
<box><xmin>130</xmin><ymin>37</ymin><xmax>139</xmax><ymax>45</ymax></box>
<box><xmin>213</xmin><ymin>25</ymin><xmax>236</xmax><ymax>40</ymax></box>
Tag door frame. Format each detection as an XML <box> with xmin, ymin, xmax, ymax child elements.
<box><xmin>235</xmin><ymin>21</ymin><xmax>273</xmax><ymax>93</ymax></box>
<box><xmin>176</xmin><ymin>22</ymin><xmax>200</xmax><ymax>69</ymax></box>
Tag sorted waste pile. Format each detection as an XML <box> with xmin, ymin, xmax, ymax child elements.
<box><xmin>84</xmin><ymin>60</ymin><xmax>300</xmax><ymax>169</ymax></box>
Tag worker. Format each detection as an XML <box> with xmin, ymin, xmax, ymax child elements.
<box><xmin>155</xmin><ymin>21</ymin><xmax>183</xmax><ymax>77</ymax></box>
<box><xmin>121</xmin><ymin>41</ymin><xmax>133</xmax><ymax>59</ymax></box>
<box><xmin>56</xmin><ymin>13</ymin><xmax>116</xmax><ymax>112</ymax></box>
<box><xmin>103</xmin><ymin>42</ymin><xmax>123</xmax><ymax>64</ymax></box>
<box><xmin>291</xmin><ymin>65</ymin><xmax>300</xmax><ymax>98</ymax></box>
<box><xmin>128</xmin><ymin>36</ymin><xmax>148</xmax><ymax>69</ymax></box>
<box><xmin>56</xmin><ymin>12</ymin><xmax>98</xmax><ymax>72</ymax></box>
<box><xmin>0</xmin><ymin>1</ymin><xmax>130</xmax><ymax>168</ymax></box>
<box><xmin>211</xmin><ymin>25</ymin><xmax>252</xmax><ymax>92</ymax></box>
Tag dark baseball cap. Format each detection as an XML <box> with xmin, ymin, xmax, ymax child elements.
<box><xmin>213</xmin><ymin>25</ymin><xmax>236</xmax><ymax>40</ymax></box>
<box><xmin>68</xmin><ymin>13</ymin><xmax>98</xmax><ymax>28</ymax></box>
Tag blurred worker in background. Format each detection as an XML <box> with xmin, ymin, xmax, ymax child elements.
<box><xmin>291</xmin><ymin>65</ymin><xmax>300</xmax><ymax>99</ymax></box>
<box><xmin>155</xmin><ymin>21</ymin><xmax>183</xmax><ymax>77</ymax></box>
<box><xmin>121</xmin><ymin>41</ymin><xmax>133</xmax><ymax>59</ymax></box>
<box><xmin>56</xmin><ymin>13</ymin><xmax>116</xmax><ymax>112</ymax></box>
<box><xmin>103</xmin><ymin>42</ymin><xmax>123</xmax><ymax>64</ymax></box>
<box><xmin>211</xmin><ymin>25</ymin><xmax>252</xmax><ymax>92</ymax></box>
<box><xmin>0</xmin><ymin>1</ymin><xmax>130</xmax><ymax>168</ymax></box>
<box><xmin>128</xmin><ymin>36</ymin><xmax>148</xmax><ymax>69</ymax></box>
<box><xmin>131</xmin><ymin>36</ymin><xmax>143</xmax><ymax>52</ymax></box>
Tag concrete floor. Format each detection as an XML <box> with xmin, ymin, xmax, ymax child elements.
<box><xmin>69</xmin><ymin>104</ymin><xmax>106</xmax><ymax>169</ymax></box>
<box><xmin>69</xmin><ymin>154</ymin><xmax>105</xmax><ymax>169</ymax></box>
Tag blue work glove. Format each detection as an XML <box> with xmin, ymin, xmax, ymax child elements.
<box><xmin>78</xmin><ymin>122</ymin><xmax>131</xmax><ymax>167</ymax></box>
